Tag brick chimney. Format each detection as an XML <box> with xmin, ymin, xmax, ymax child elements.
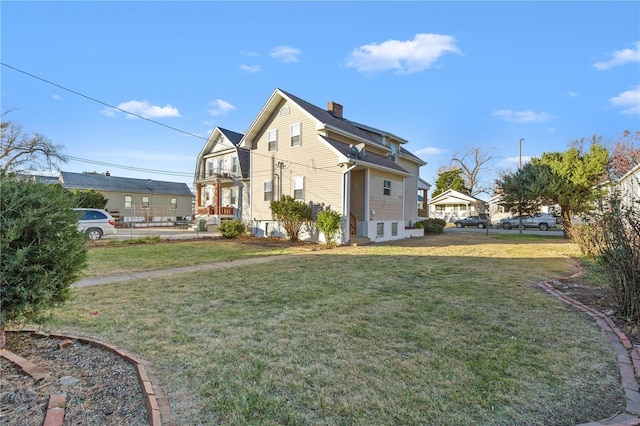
<box><xmin>327</xmin><ymin>101</ymin><xmax>343</xmax><ymax>119</ymax></box>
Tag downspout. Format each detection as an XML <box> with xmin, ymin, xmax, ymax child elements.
<box><xmin>342</xmin><ymin>162</ymin><xmax>357</xmax><ymax>244</ymax></box>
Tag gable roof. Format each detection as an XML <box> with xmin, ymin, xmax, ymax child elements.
<box><xmin>241</xmin><ymin>88</ymin><xmax>393</xmax><ymax>150</ymax></box>
<box><xmin>428</xmin><ymin>189</ymin><xmax>483</xmax><ymax>205</ymax></box>
<box><xmin>60</xmin><ymin>171</ymin><xmax>194</xmax><ymax>197</ymax></box>
<box><xmin>219</xmin><ymin>127</ymin><xmax>244</xmax><ymax>146</ymax></box>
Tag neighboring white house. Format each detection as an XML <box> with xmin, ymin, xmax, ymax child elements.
<box><xmin>616</xmin><ymin>163</ymin><xmax>640</xmax><ymax>209</ymax></box>
<box><xmin>428</xmin><ymin>189</ymin><xmax>487</xmax><ymax>223</ymax></box>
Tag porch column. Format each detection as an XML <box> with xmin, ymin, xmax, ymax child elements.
<box><xmin>196</xmin><ymin>183</ymin><xmax>202</xmax><ymax>207</ymax></box>
<box><xmin>214</xmin><ymin>180</ymin><xmax>221</xmax><ymax>215</ymax></box>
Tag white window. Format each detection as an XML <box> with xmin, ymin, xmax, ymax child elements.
<box><xmin>293</xmin><ymin>176</ymin><xmax>304</xmax><ymax>200</ymax></box>
<box><xmin>170</xmin><ymin>198</ymin><xmax>177</xmax><ymax>210</ymax></box>
<box><xmin>377</xmin><ymin>222</ymin><xmax>384</xmax><ymax>238</ymax></box>
<box><xmin>390</xmin><ymin>143</ymin><xmax>397</xmax><ymax>160</ymax></box>
<box><xmin>383</xmin><ymin>180</ymin><xmax>391</xmax><ymax>196</ymax></box>
<box><xmin>279</xmin><ymin>105</ymin><xmax>290</xmax><ymax>116</ymax></box>
<box><xmin>142</xmin><ymin>196</ymin><xmax>149</xmax><ymax>208</ymax></box>
<box><xmin>264</xmin><ymin>180</ymin><xmax>273</xmax><ymax>201</ymax></box>
<box><xmin>230</xmin><ymin>188</ymin><xmax>237</xmax><ymax>205</ymax></box>
<box><xmin>291</xmin><ymin>123</ymin><xmax>301</xmax><ymax>147</ymax></box>
<box><xmin>392</xmin><ymin>222</ymin><xmax>398</xmax><ymax>236</ymax></box>
<box><xmin>124</xmin><ymin>195</ymin><xmax>132</xmax><ymax>209</ymax></box>
<box><xmin>232</xmin><ymin>157</ymin><xmax>238</xmax><ymax>173</ymax></box>
<box><xmin>217</xmin><ymin>159</ymin><xmax>224</xmax><ymax>174</ymax></box>
<box><xmin>268</xmin><ymin>129</ymin><xmax>277</xmax><ymax>151</ymax></box>
<box><xmin>207</xmin><ymin>161</ymin><xmax>214</xmax><ymax>178</ymax></box>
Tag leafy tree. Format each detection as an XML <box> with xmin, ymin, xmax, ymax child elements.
<box><xmin>608</xmin><ymin>130</ymin><xmax>640</xmax><ymax>180</ymax></box>
<box><xmin>1</xmin><ymin>113</ymin><xmax>67</xmax><ymax>173</ymax></box>
<box><xmin>496</xmin><ymin>162</ymin><xmax>555</xmax><ymax>233</ymax></box>
<box><xmin>0</xmin><ymin>172</ymin><xmax>88</xmax><ymax>347</ymax></box>
<box><xmin>70</xmin><ymin>189</ymin><xmax>109</xmax><ymax>209</ymax></box>
<box><xmin>316</xmin><ymin>210</ymin><xmax>342</xmax><ymax>246</ymax></box>
<box><xmin>431</xmin><ymin>169</ymin><xmax>470</xmax><ymax>197</ymax></box>
<box><xmin>450</xmin><ymin>146</ymin><xmax>497</xmax><ymax>196</ymax></box>
<box><xmin>532</xmin><ymin>136</ymin><xmax>609</xmax><ymax>237</ymax></box>
<box><xmin>270</xmin><ymin>195</ymin><xmax>313</xmax><ymax>242</ymax></box>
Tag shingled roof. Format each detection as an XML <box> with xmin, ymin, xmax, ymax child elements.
<box><xmin>60</xmin><ymin>171</ymin><xmax>194</xmax><ymax>196</ymax></box>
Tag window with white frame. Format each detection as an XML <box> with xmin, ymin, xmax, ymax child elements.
<box><xmin>383</xmin><ymin>180</ymin><xmax>391</xmax><ymax>196</ymax></box>
<box><xmin>390</xmin><ymin>143</ymin><xmax>397</xmax><ymax>160</ymax></box>
<box><xmin>170</xmin><ymin>198</ymin><xmax>177</xmax><ymax>210</ymax></box>
<box><xmin>293</xmin><ymin>176</ymin><xmax>304</xmax><ymax>200</ymax></box>
<box><xmin>142</xmin><ymin>196</ymin><xmax>149</xmax><ymax>208</ymax></box>
<box><xmin>232</xmin><ymin>156</ymin><xmax>238</xmax><ymax>173</ymax></box>
<box><xmin>377</xmin><ymin>222</ymin><xmax>384</xmax><ymax>238</ymax></box>
<box><xmin>290</xmin><ymin>123</ymin><xmax>301</xmax><ymax>147</ymax></box>
<box><xmin>124</xmin><ymin>195</ymin><xmax>132</xmax><ymax>209</ymax></box>
<box><xmin>392</xmin><ymin>222</ymin><xmax>398</xmax><ymax>236</ymax></box>
<box><xmin>217</xmin><ymin>159</ymin><xmax>224</xmax><ymax>174</ymax></box>
<box><xmin>268</xmin><ymin>129</ymin><xmax>277</xmax><ymax>151</ymax></box>
<box><xmin>230</xmin><ymin>188</ymin><xmax>237</xmax><ymax>205</ymax></box>
<box><xmin>207</xmin><ymin>161</ymin><xmax>214</xmax><ymax>178</ymax></box>
<box><xmin>264</xmin><ymin>180</ymin><xmax>273</xmax><ymax>201</ymax></box>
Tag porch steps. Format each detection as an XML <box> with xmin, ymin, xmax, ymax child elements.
<box><xmin>349</xmin><ymin>236</ymin><xmax>372</xmax><ymax>246</ymax></box>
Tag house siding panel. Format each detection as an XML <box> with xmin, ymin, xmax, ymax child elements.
<box><xmin>369</xmin><ymin>171</ymin><xmax>403</xmax><ymax>220</ymax></box>
<box><xmin>398</xmin><ymin>157</ymin><xmax>419</xmax><ymax>223</ymax></box>
<box><xmin>250</xmin><ymin>100</ymin><xmax>343</xmax><ymax>222</ymax></box>
<box><xmin>350</xmin><ymin>170</ymin><xmax>366</xmax><ymax>220</ymax></box>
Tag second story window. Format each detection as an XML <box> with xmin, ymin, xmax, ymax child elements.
<box><xmin>390</xmin><ymin>143</ymin><xmax>397</xmax><ymax>160</ymax></box>
<box><xmin>124</xmin><ymin>195</ymin><xmax>132</xmax><ymax>209</ymax></box>
<box><xmin>232</xmin><ymin>156</ymin><xmax>238</xmax><ymax>173</ymax></box>
<box><xmin>230</xmin><ymin>188</ymin><xmax>237</xmax><ymax>205</ymax></box>
<box><xmin>383</xmin><ymin>180</ymin><xmax>391</xmax><ymax>196</ymax></box>
<box><xmin>142</xmin><ymin>196</ymin><xmax>150</xmax><ymax>208</ymax></box>
<box><xmin>207</xmin><ymin>161</ymin><xmax>214</xmax><ymax>178</ymax></box>
<box><xmin>268</xmin><ymin>129</ymin><xmax>278</xmax><ymax>151</ymax></box>
<box><xmin>170</xmin><ymin>198</ymin><xmax>177</xmax><ymax>210</ymax></box>
<box><xmin>291</xmin><ymin>123</ymin><xmax>301</xmax><ymax>147</ymax></box>
<box><xmin>264</xmin><ymin>180</ymin><xmax>273</xmax><ymax>201</ymax></box>
<box><xmin>218</xmin><ymin>159</ymin><xmax>224</xmax><ymax>175</ymax></box>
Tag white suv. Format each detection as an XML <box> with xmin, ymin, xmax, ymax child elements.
<box><xmin>73</xmin><ymin>208</ymin><xmax>117</xmax><ymax>240</ymax></box>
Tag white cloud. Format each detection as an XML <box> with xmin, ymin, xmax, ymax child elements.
<box><xmin>609</xmin><ymin>86</ymin><xmax>640</xmax><ymax>115</ymax></box>
<box><xmin>208</xmin><ymin>99</ymin><xmax>236</xmax><ymax>116</ymax></box>
<box><xmin>345</xmin><ymin>33</ymin><xmax>460</xmax><ymax>74</ymax></box>
<box><xmin>102</xmin><ymin>100</ymin><xmax>181</xmax><ymax>119</ymax></box>
<box><xmin>498</xmin><ymin>156</ymin><xmax>532</xmax><ymax>169</ymax></box>
<box><xmin>52</xmin><ymin>94</ymin><xmax>61</xmax><ymax>100</ymax></box>
<box><xmin>415</xmin><ymin>147</ymin><xmax>447</xmax><ymax>156</ymax></box>
<box><xmin>492</xmin><ymin>109</ymin><xmax>551</xmax><ymax>123</ymax></box>
<box><xmin>240</xmin><ymin>64</ymin><xmax>262</xmax><ymax>73</ymax></box>
<box><xmin>566</xmin><ymin>91</ymin><xmax>578</xmax><ymax>98</ymax></box>
<box><xmin>593</xmin><ymin>41</ymin><xmax>640</xmax><ymax>70</ymax></box>
<box><xmin>270</xmin><ymin>46</ymin><xmax>301</xmax><ymax>63</ymax></box>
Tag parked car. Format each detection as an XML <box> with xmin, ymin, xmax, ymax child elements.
<box><xmin>454</xmin><ymin>214</ymin><xmax>489</xmax><ymax>229</ymax></box>
<box><xmin>73</xmin><ymin>208</ymin><xmax>117</xmax><ymax>240</ymax></box>
<box><xmin>500</xmin><ymin>213</ymin><xmax>556</xmax><ymax>231</ymax></box>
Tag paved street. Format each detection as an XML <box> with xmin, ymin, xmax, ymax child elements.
<box><xmin>444</xmin><ymin>226</ymin><xmax>564</xmax><ymax>237</ymax></box>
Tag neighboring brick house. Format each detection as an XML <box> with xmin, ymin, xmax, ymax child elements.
<box><xmin>193</xmin><ymin>127</ymin><xmax>250</xmax><ymax>224</ymax></box>
<box><xmin>237</xmin><ymin>88</ymin><xmax>426</xmax><ymax>244</ymax></box>
<box><xmin>58</xmin><ymin>171</ymin><xmax>194</xmax><ymax>223</ymax></box>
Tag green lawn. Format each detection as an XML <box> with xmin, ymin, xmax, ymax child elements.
<box><xmin>49</xmin><ymin>234</ymin><xmax>624</xmax><ymax>425</ymax></box>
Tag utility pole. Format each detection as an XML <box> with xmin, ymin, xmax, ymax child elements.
<box><xmin>518</xmin><ymin>138</ymin><xmax>524</xmax><ymax>234</ymax></box>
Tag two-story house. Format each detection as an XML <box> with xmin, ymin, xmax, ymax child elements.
<box><xmin>238</xmin><ymin>88</ymin><xmax>425</xmax><ymax>244</ymax></box>
<box><xmin>194</xmin><ymin>127</ymin><xmax>250</xmax><ymax>225</ymax></box>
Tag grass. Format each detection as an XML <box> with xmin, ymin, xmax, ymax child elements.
<box><xmin>82</xmin><ymin>237</ymin><xmax>311</xmax><ymax>277</ymax></box>
<box><xmin>49</xmin><ymin>234</ymin><xmax>624</xmax><ymax>425</ymax></box>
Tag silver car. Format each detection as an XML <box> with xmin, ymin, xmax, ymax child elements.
<box><xmin>73</xmin><ymin>208</ymin><xmax>117</xmax><ymax>240</ymax></box>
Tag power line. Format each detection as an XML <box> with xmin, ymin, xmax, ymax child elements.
<box><xmin>1</xmin><ymin>62</ymin><xmax>207</xmax><ymax>141</ymax></box>
<box><xmin>66</xmin><ymin>156</ymin><xmax>193</xmax><ymax>177</ymax></box>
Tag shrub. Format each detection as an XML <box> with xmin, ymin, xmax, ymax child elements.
<box><xmin>218</xmin><ymin>220</ymin><xmax>246</xmax><ymax>239</ymax></box>
<box><xmin>0</xmin><ymin>172</ymin><xmax>88</xmax><ymax>345</ymax></box>
<box><xmin>422</xmin><ymin>219</ymin><xmax>445</xmax><ymax>235</ymax></box>
<box><xmin>270</xmin><ymin>196</ymin><xmax>312</xmax><ymax>242</ymax></box>
<box><xmin>317</xmin><ymin>210</ymin><xmax>342</xmax><ymax>245</ymax></box>
<box><xmin>413</xmin><ymin>221</ymin><xmax>425</xmax><ymax>229</ymax></box>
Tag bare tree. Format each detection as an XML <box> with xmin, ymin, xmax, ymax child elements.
<box><xmin>1</xmin><ymin>112</ymin><xmax>67</xmax><ymax>173</ymax></box>
<box><xmin>450</xmin><ymin>146</ymin><xmax>497</xmax><ymax>197</ymax></box>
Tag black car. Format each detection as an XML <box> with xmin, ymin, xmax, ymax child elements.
<box><xmin>454</xmin><ymin>214</ymin><xmax>489</xmax><ymax>229</ymax></box>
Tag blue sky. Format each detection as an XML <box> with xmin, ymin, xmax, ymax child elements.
<box><xmin>2</xmin><ymin>1</ymin><xmax>639</xmax><ymax>192</ymax></box>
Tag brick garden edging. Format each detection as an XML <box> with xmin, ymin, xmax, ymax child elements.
<box><xmin>539</xmin><ymin>265</ymin><xmax>640</xmax><ymax>426</ymax></box>
<box><xmin>2</xmin><ymin>329</ymin><xmax>172</xmax><ymax>426</ymax></box>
